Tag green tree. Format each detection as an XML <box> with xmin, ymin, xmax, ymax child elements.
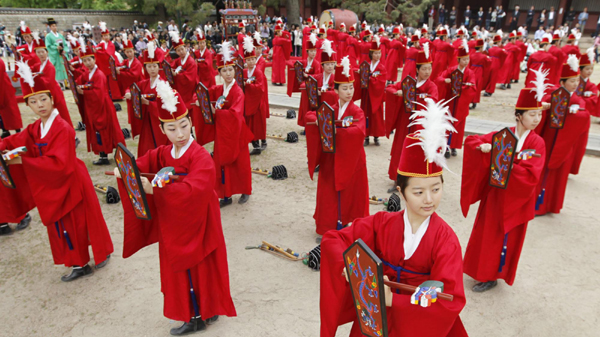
<box><xmin>323</xmin><ymin>0</ymin><xmax>434</xmax><ymax>26</ymax></box>
<box><xmin>140</xmin><ymin>0</ymin><xmax>215</xmax><ymax>26</ymax></box>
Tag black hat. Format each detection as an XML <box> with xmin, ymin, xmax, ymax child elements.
<box><xmin>387</xmin><ymin>193</ymin><xmax>402</xmax><ymax>212</ymax></box>
<box><xmin>46</xmin><ymin>18</ymin><xmax>58</xmax><ymax>25</ymax></box>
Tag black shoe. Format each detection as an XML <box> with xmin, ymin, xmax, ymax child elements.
<box><xmin>16</xmin><ymin>214</ymin><xmax>31</xmax><ymax>231</ymax></box>
<box><xmin>300</xmin><ymin>129</ymin><xmax>306</xmax><ymax>136</ymax></box>
<box><xmin>93</xmin><ymin>157</ymin><xmax>110</xmax><ymax>165</ymax></box>
<box><xmin>205</xmin><ymin>316</ymin><xmax>219</xmax><ymax>325</ymax></box>
<box><xmin>1</xmin><ymin>130</ymin><xmax>10</xmax><ymax>139</ymax></box>
<box><xmin>387</xmin><ymin>186</ymin><xmax>398</xmax><ymax>194</ymax></box>
<box><xmin>444</xmin><ymin>149</ymin><xmax>451</xmax><ymax>158</ymax></box>
<box><xmin>170</xmin><ymin>317</ymin><xmax>206</xmax><ymax>335</ymax></box>
<box><xmin>76</xmin><ymin>122</ymin><xmax>86</xmax><ymax>131</ymax></box>
<box><xmin>374</xmin><ymin>137</ymin><xmax>380</xmax><ymax>146</ymax></box>
<box><xmin>219</xmin><ymin>198</ymin><xmax>233</xmax><ymax>208</ymax></box>
<box><xmin>250</xmin><ymin>141</ymin><xmax>261</xmax><ymax>155</ymax></box>
<box><xmin>75</xmin><ymin>137</ymin><xmax>80</xmax><ymax>148</ymax></box>
<box><xmin>61</xmin><ymin>265</ymin><xmax>93</xmax><ymax>282</ymax></box>
<box><xmin>238</xmin><ymin>194</ymin><xmax>250</xmax><ymax>204</ymax></box>
<box><xmin>249</xmin><ymin>148</ymin><xmax>261</xmax><ymax>155</ymax></box>
<box><xmin>506</xmin><ymin>84</ymin><xmax>511</xmax><ymax>89</ymax></box>
<box><xmin>470</xmin><ymin>103</ymin><xmax>476</xmax><ymax>110</ymax></box>
<box><xmin>364</xmin><ymin>137</ymin><xmax>369</xmax><ymax>146</ymax></box>
<box><xmin>95</xmin><ymin>255</ymin><xmax>111</xmax><ymax>269</ymax></box>
<box><xmin>451</xmin><ymin>149</ymin><xmax>457</xmax><ymax>157</ymax></box>
<box><xmin>499</xmin><ymin>84</ymin><xmax>506</xmax><ymax>90</ymax></box>
<box><xmin>314</xmin><ymin>165</ymin><xmax>320</xmax><ymax>173</ymax></box>
<box><xmin>260</xmin><ymin>140</ymin><xmax>267</xmax><ymax>151</ymax></box>
<box><xmin>315</xmin><ymin>236</ymin><xmax>322</xmax><ymax>244</ymax></box>
<box><xmin>472</xmin><ymin>280</ymin><xmax>498</xmax><ymax>293</ymax></box>
<box><xmin>483</xmin><ymin>92</ymin><xmax>492</xmax><ymax>97</ymax></box>
<box><xmin>0</xmin><ymin>224</ymin><xmax>13</xmax><ymax>236</ymax></box>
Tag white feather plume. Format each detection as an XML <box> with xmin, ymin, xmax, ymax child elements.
<box><xmin>243</xmin><ymin>35</ymin><xmax>254</xmax><ymax>54</ymax></box>
<box><xmin>253</xmin><ymin>31</ymin><xmax>261</xmax><ymax>45</ymax></box>
<box><xmin>147</xmin><ymin>40</ymin><xmax>155</xmax><ymax>59</ymax></box>
<box><xmin>321</xmin><ymin>39</ymin><xmax>335</xmax><ymax>57</ymax></box>
<box><xmin>320</xmin><ymin>24</ymin><xmax>326</xmax><ymax>32</ymax></box>
<box><xmin>542</xmin><ymin>33</ymin><xmax>552</xmax><ymax>41</ymax></box>
<box><xmin>20</xmin><ymin>21</ymin><xmax>26</xmax><ymax>33</ymax></box>
<box><xmin>16</xmin><ymin>60</ymin><xmax>35</xmax><ymax>88</ymax></box>
<box><xmin>196</xmin><ymin>28</ymin><xmax>204</xmax><ymax>39</ymax></box>
<box><xmin>422</xmin><ymin>23</ymin><xmax>428</xmax><ymax>30</ymax></box>
<box><xmin>496</xmin><ymin>29</ymin><xmax>503</xmax><ymax>37</ymax></box>
<box><xmin>341</xmin><ymin>56</ymin><xmax>351</xmax><ymax>77</ymax></box>
<box><xmin>408</xmin><ymin>98</ymin><xmax>457</xmax><ymax>169</ymax></box>
<box><xmin>32</xmin><ymin>31</ymin><xmax>41</xmax><ymax>44</ymax></box>
<box><xmin>415</xmin><ymin>29</ymin><xmax>421</xmax><ymax>39</ymax></box>
<box><xmin>531</xmin><ymin>66</ymin><xmax>551</xmax><ymax>102</ymax></box>
<box><xmin>373</xmin><ymin>34</ymin><xmax>380</xmax><ymax>48</ymax></box>
<box><xmin>309</xmin><ymin>32</ymin><xmax>317</xmax><ymax>46</ymax></box>
<box><xmin>380</xmin><ymin>24</ymin><xmax>384</xmax><ymax>32</ymax></box>
<box><xmin>115</xmin><ymin>52</ymin><xmax>124</xmax><ymax>63</ymax></box>
<box><xmin>156</xmin><ymin>80</ymin><xmax>179</xmax><ymax>114</ymax></box>
<box><xmin>352</xmin><ymin>23</ymin><xmax>357</xmax><ymax>30</ymax></box>
<box><xmin>79</xmin><ymin>37</ymin><xmax>86</xmax><ymax>53</ymax></box>
<box><xmin>586</xmin><ymin>47</ymin><xmax>595</xmax><ymax>65</ymax></box>
<box><xmin>220</xmin><ymin>40</ymin><xmax>233</xmax><ymax>63</ymax></box>
<box><xmin>99</xmin><ymin>21</ymin><xmax>107</xmax><ymax>31</ymax></box>
<box><xmin>566</xmin><ymin>54</ymin><xmax>579</xmax><ymax>72</ymax></box>
<box><xmin>399</xmin><ymin>24</ymin><xmax>404</xmax><ymax>30</ymax></box>
<box><xmin>68</xmin><ymin>34</ymin><xmax>78</xmax><ymax>47</ymax></box>
<box><xmin>122</xmin><ymin>33</ymin><xmax>128</xmax><ymax>43</ymax></box>
<box><xmin>169</xmin><ymin>31</ymin><xmax>181</xmax><ymax>44</ymax></box>
<box><xmin>462</xmin><ymin>38</ymin><xmax>469</xmax><ymax>54</ymax></box>
<box><xmin>145</xmin><ymin>29</ymin><xmax>153</xmax><ymax>39</ymax></box>
<box><xmin>423</xmin><ymin>42</ymin><xmax>430</xmax><ymax>59</ymax></box>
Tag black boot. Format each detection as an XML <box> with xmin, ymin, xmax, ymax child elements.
<box><xmin>238</xmin><ymin>194</ymin><xmax>250</xmax><ymax>204</ymax></box>
<box><xmin>444</xmin><ymin>149</ymin><xmax>451</xmax><ymax>158</ymax></box>
<box><xmin>170</xmin><ymin>317</ymin><xmax>206</xmax><ymax>335</ymax></box>
<box><xmin>472</xmin><ymin>280</ymin><xmax>498</xmax><ymax>293</ymax></box>
<box><xmin>451</xmin><ymin>148</ymin><xmax>457</xmax><ymax>157</ymax></box>
<box><xmin>95</xmin><ymin>254</ymin><xmax>111</xmax><ymax>269</ymax></box>
<box><xmin>93</xmin><ymin>152</ymin><xmax>110</xmax><ymax>165</ymax></box>
<box><xmin>249</xmin><ymin>141</ymin><xmax>261</xmax><ymax>155</ymax></box>
<box><xmin>219</xmin><ymin>197</ymin><xmax>233</xmax><ymax>208</ymax></box>
<box><xmin>1</xmin><ymin>130</ymin><xmax>10</xmax><ymax>139</ymax></box>
<box><xmin>363</xmin><ymin>137</ymin><xmax>370</xmax><ymax>146</ymax></box>
<box><xmin>373</xmin><ymin>137</ymin><xmax>380</xmax><ymax>146</ymax></box>
<box><xmin>483</xmin><ymin>92</ymin><xmax>492</xmax><ymax>97</ymax></box>
<box><xmin>75</xmin><ymin>137</ymin><xmax>81</xmax><ymax>148</ymax></box>
<box><xmin>470</xmin><ymin>103</ymin><xmax>477</xmax><ymax>110</ymax></box>
<box><xmin>506</xmin><ymin>83</ymin><xmax>511</xmax><ymax>89</ymax></box>
<box><xmin>61</xmin><ymin>265</ymin><xmax>93</xmax><ymax>282</ymax></box>
<box><xmin>205</xmin><ymin>316</ymin><xmax>219</xmax><ymax>325</ymax></box>
<box><xmin>499</xmin><ymin>84</ymin><xmax>506</xmax><ymax>90</ymax></box>
<box><xmin>0</xmin><ymin>224</ymin><xmax>12</xmax><ymax>236</ymax></box>
<box><xmin>314</xmin><ymin>165</ymin><xmax>320</xmax><ymax>173</ymax></box>
<box><xmin>260</xmin><ymin>139</ymin><xmax>267</xmax><ymax>151</ymax></box>
<box><xmin>16</xmin><ymin>213</ymin><xmax>31</xmax><ymax>231</ymax></box>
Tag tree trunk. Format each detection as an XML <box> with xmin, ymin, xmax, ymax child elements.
<box><xmin>286</xmin><ymin>0</ymin><xmax>300</xmax><ymax>27</ymax></box>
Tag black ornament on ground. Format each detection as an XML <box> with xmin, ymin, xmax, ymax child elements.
<box><xmin>286</xmin><ymin>131</ymin><xmax>299</xmax><ymax>143</ymax></box>
<box><xmin>106</xmin><ymin>186</ymin><xmax>121</xmax><ymax>204</ymax></box>
<box><xmin>286</xmin><ymin>109</ymin><xmax>296</xmax><ymax>119</ymax></box>
<box><xmin>122</xmin><ymin>128</ymin><xmax>131</xmax><ymax>139</ymax></box>
<box><xmin>387</xmin><ymin>193</ymin><xmax>401</xmax><ymax>212</ymax></box>
<box><xmin>114</xmin><ymin>103</ymin><xmax>122</xmax><ymax>111</ymax></box>
<box><xmin>271</xmin><ymin>165</ymin><xmax>287</xmax><ymax>180</ymax></box>
<box><xmin>307</xmin><ymin>245</ymin><xmax>321</xmax><ymax>271</ymax></box>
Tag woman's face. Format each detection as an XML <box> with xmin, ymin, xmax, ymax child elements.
<box><xmin>562</xmin><ymin>77</ymin><xmax>579</xmax><ymax>92</ymax></box>
<box><xmin>83</xmin><ymin>56</ymin><xmax>95</xmax><ymax>70</ymax></box>
<box><xmin>146</xmin><ymin>63</ymin><xmax>159</xmax><ymax>77</ymax></box>
<box><xmin>518</xmin><ymin>109</ymin><xmax>542</xmax><ymax>130</ymax></box>
<box><xmin>417</xmin><ymin>63</ymin><xmax>432</xmax><ymax>81</ymax></box>
<box><xmin>335</xmin><ymin>83</ymin><xmax>354</xmax><ymax>103</ymax></box>
<box><xmin>220</xmin><ymin>65</ymin><xmax>235</xmax><ymax>83</ymax></box>
<box><xmin>458</xmin><ymin>56</ymin><xmax>470</xmax><ymax>68</ymax></box>
<box><xmin>246</xmin><ymin>56</ymin><xmax>257</xmax><ymax>69</ymax></box>
<box><xmin>308</xmin><ymin>49</ymin><xmax>316</xmax><ymax>59</ymax></box>
<box><xmin>175</xmin><ymin>45</ymin><xmax>187</xmax><ymax>58</ymax></box>
<box><xmin>581</xmin><ymin>65</ymin><xmax>593</xmax><ymax>79</ymax></box>
<box><xmin>323</xmin><ymin>62</ymin><xmax>335</xmax><ymax>74</ymax></box>
<box><xmin>160</xmin><ymin>117</ymin><xmax>192</xmax><ymax>147</ymax></box>
<box><xmin>371</xmin><ymin>50</ymin><xmax>382</xmax><ymax>62</ymax></box>
<box><xmin>27</xmin><ymin>93</ymin><xmax>54</xmax><ymax>118</ymax></box>
<box><xmin>125</xmin><ymin>48</ymin><xmax>135</xmax><ymax>59</ymax></box>
<box><xmin>399</xmin><ymin>176</ymin><xmax>443</xmax><ymax>219</ymax></box>
<box><xmin>35</xmin><ymin>48</ymin><xmax>48</xmax><ymax>62</ymax></box>
<box><xmin>102</xmin><ymin>34</ymin><xmax>110</xmax><ymax>42</ymax></box>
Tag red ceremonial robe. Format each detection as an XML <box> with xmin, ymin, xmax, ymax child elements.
<box><xmin>305</xmin><ymin>101</ymin><xmax>369</xmax><ymax>234</ymax></box>
<box><xmin>577</xmin><ymin>77</ymin><xmax>599</xmax><ymax>118</ymax></box>
<box><xmin>361</xmin><ymin>60</ymin><xmax>387</xmax><ymax>137</ymax></box>
<box><xmin>461</xmin><ymin>128</ymin><xmax>545</xmax><ymax>285</ymax></box>
<box><xmin>119</xmin><ymin>58</ymin><xmax>144</xmax><ymax>125</ymax></box>
<box><xmin>195</xmin><ymin>82</ymin><xmax>253</xmax><ymax>198</ymax></box>
<box><xmin>244</xmin><ymin>67</ymin><xmax>268</xmax><ymax>141</ymax></box>
<box><xmin>320</xmin><ymin>211</ymin><xmax>467</xmax><ymax>337</ymax></box>
<box><xmin>297</xmin><ymin>71</ymin><xmax>336</xmax><ymax>127</ymax></box>
<box><xmin>435</xmin><ymin>66</ymin><xmax>477</xmax><ymax>149</ymax></box>
<box><xmin>524</xmin><ymin>50</ymin><xmax>557</xmax><ymax>88</ymax></box>
<box><xmin>385</xmin><ymin>79</ymin><xmax>439</xmax><ymax>180</ymax></box>
<box><xmin>468</xmin><ymin>51</ymin><xmax>491</xmax><ymax>104</ymax></box>
<box><xmin>172</xmin><ymin>53</ymin><xmax>199</xmax><ymax>111</ymax></box>
<box><xmin>117</xmin><ymin>141</ymin><xmax>236</xmax><ymax>322</ymax></box>
<box><xmin>400</xmin><ymin>47</ymin><xmax>419</xmax><ymax>81</ymax></box>
<box><xmin>512</xmin><ymin>40</ymin><xmax>528</xmax><ymax>81</ymax></box>
<box><xmin>254</xmin><ymin>55</ymin><xmax>270</xmax><ymax>120</ymax></box>
<box><xmin>237</xmin><ymin>33</ymin><xmax>246</xmax><ymax>52</ymax></box>
<box><xmin>69</xmin><ymin>56</ymin><xmax>85</xmax><ymax>79</ymax></box>
<box><xmin>76</xmin><ymin>66</ymin><xmax>125</xmax><ymax>154</ymax></box>
<box><xmin>0</xmin><ymin>161</ymin><xmax>34</xmax><ymax>224</ymax></box>
<box><xmin>1</xmin><ymin>113</ymin><xmax>113</xmax><ymax>267</ymax></box>
<box><xmin>287</xmin><ymin>57</ymin><xmax>323</xmax><ymax>97</ymax></box>
<box><xmin>95</xmin><ymin>40</ymin><xmax>124</xmax><ymax>100</ymax></box>
<box><xmin>561</xmin><ymin>44</ymin><xmax>581</xmax><ymax>58</ymax></box>
<box><xmin>449</xmin><ymin>39</ymin><xmax>464</xmax><ymax>67</ymax></box>
<box><xmin>535</xmin><ymin>89</ymin><xmax>590</xmax><ymax>215</ymax></box>
<box><xmin>272</xmin><ymin>35</ymin><xmax>291</xmax><ymax>84</ymax></box>
<box><xmin>194</xmin><ymin>47</ymin><xmax>217</xmax><ymax>89</ymax></box>
<box><xmin>302</xmin><ymin>25</ymin><xmax>312</xmax><ymax>60</ymax></box>
<box><xmin>14</xmin><ymin>43</ymin><xmax>40</xmax><ymax>92</ymax></box>
<box><xmin>385</xmin><ymin>38</ymin><xmax>406</xmax><ymax>82</ymax></box>
<box><xmin>358</xmin><ymin>41</ymin><xmax>371</xmax><ymax>66</ymax></box>
<box><xmin>0</xmin><ymin>58</ymin><xmax>23</xmax><ymax>130</ymax></box>
<box><xmin>498</xmin><ymin>43</ymin><xmax>520</xmax><ymax>85</ymax></box>
<box><xmin>484</xmin><ymin>46</ymin><xmax>507</xmax><ymax>94</ymax></box>
<box><xmin>548</xmin><ymin>46</ymin><xmax>567</xmax><ymax>85</ymax></box>
<box><xmin>130</xmin><ymin>78</ymin><xmax>170</xmax><ymax>156</ymax></box>
<box><xmin>336</xmin><ymin>32</ymin><xmax>349</xmax><ymax>63</ymax></box>
<box><xmin>345</xmin><ymin>35</ymin><xmax>359</xmax><ymax>68</ymax></box>
<box><xmin>431</xmin><ymin>40</ymin><xmax>453</xmax><ymax>81</ymax></box>
<box><xmin>32</xmin><ymin>60</ymin><xmax>73</xmax><ymax>127</ymax></box>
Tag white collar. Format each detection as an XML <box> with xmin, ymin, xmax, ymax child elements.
<box><xmin>322</xmin><ymin>72</ymin><xmax>332</xmax><ymax>90</ymax></box>
<box><xmin>89</xmin><ymin>65</ymin><xmax>98</xmax><ymax>80</ymax></box>
<box><xmin>305</xmin><ymin>58</ymin><xmax>313</xmax><ymax>70</ymax></box>
<box><xmin>248</xmin><ymin>66</ymin><xmax>256</xmax><ymax>78</ymax></box>
<box><xmin>223</xmin><ymin>80</ymin><xmax>235</xmax><ymax>98</ymax></box>
<box><xmin>583</xmin><ymin>77</ymin><xmax>589</xmax><ymax>83</ymax></box>
<box><xmin>256</xmin><ymin>55</ymin><xmax>263</xmax><ymax>62</ymax></box>
<box><xmin>370</xmin><ymin>60</ymin><xmax>380</xmax><ymax>72</ymax></box>
<box><xmin>27</xmin><ymin>42</ymin><xmax>34</xmax><ymax>52</ymax></box>
<box><xmin>171</xmin><ymin>137</ymin><xmax>194</xmax><ymax>159</ymax></box>
<box><xmin>338</xmin><ymin>100</ymin><xmax>350</xmax><ymax>120</ymax></box>
<box><xmin>51</xmin><ymin>31</ymin><xmax>59</xmax><ymax>37</ymax></box>
<box><xmin>40</xmin><ymin>59</ymin><xmax>49</xmax><ymax>72</ymax></box>
<box><xmin>150</xmin><ymin>76</ymin><xmax>159</xmax><ymax>89</ymax></box>
<box><xmin>198</xmin><ymin>48</ymin><xmax>206</xmax><ymax>57</ymax></box>
<box><xmin>458</xmin><ymin>66</ymin><xmax>466</xmax><ymax>73</ymax></box>
<box><xmin>40</xmin><ymin>109</ymin><xmax>59</xmax><ymax>139</ymax></box>
<box><xmin>417</xmin><ymin>79</ymin><xmax>426</xmax><ymax>88</ymax></box>
<box><xmin>403</xmin><ymin>210</ymin><xmax>431</xmax><ymax>260</ymax></box>
<box><xmin>181</xmin><ymin>52</ymin><xmax>189</xmax><ymax>65</ymax></box>
<box><xmin>128</xmin><ymin>58</ymin><xmax>134</xmax><ymax>67</ymax></box>
<box><xmin>516</xmin><ymin>129</ymin><xmax>531</xmax><ymax>153</ymax></box>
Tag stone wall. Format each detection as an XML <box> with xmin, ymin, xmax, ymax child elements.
<box><xmin>0</xmin><ymin>8</ymin><xmax>161</xmax><ymax>34</ymax></box>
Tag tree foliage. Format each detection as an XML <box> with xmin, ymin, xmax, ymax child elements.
<box><xmin>1</xmin><ymin>0</ymin><xmax>127</xmax><ymax>9</ymax></box>
<box><xmin>140</xmin><ymin>0</ymin><xmax>215</xmax><ymax>25</ymax></box>
<box><xmin>323</xmin><ymin>0</ymin><xmax>434</xmax><ymax>26</ymax></box>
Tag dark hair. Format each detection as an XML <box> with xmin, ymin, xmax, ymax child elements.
<box><xmin>396</xmin><ymin>173</ymin><xmax>444</xmax><ymax>197</ymax></box>
<box><xmin>580</xmin><ymin>65</ymin><xmax>588</xmax><ymax>71</ymax></box>
<box><xmin>334</xmin><ymin>83</ymin><xmax>340</xmax><ymax>90</ymax></box>
<box><xmin>25</xmin><ymin>92</ymin><xmax>52</xmax><ymax>105</ymax></box>
<box><xmin>515</xmin><ymin>109</ymin><xmax>527</xmax><ymax>120</ymax></box>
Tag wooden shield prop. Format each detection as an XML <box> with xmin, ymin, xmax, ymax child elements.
<box><xmin>130</xmin><ymin>83</ymin><xmax>142</xmax><ymax>120</ymax></box>
<box><xmin>235</xmin><ymin>63</ymin><xmax>244</xmax><ymax>89</ymax></box>
<box><xmin>359</xmin><ymin>61</ymin><xmax>370</xmax><ymax>89</ymax></box>
<box><xmin>401</xmin><ymin>76</ymin><xmax>417</xmax><ymax>114</ymax></box>
<box><xmin>294</xmin><ymin>60</ymin><xmax>303</xmax><ymax>84</ymax></box>
<box><xmin>450</xmin><ymin>69</ymin><xmax>463</xmax><ymax>96</ymax></box>
<box><xmin>306</xmin><ymin>76</ymin><xmax>318</xmax><ymax>109</ymax></box>
<box><xmin>236</xmin><ymin>54</ymin><xmax>244</xmax><ymax>69</ymax></box>
<box><xmin>161</xmin><ymin>60</ymin><xmax>175</xmax><ymax>86</ymax></box>
<box><xmin>316</xmin><ymin>102</ymin><xmax>336</xmax><ymax>153</ymax></box>
<box><xmin>11</xmin><ymin>45</ymin><xmax>21</xmax><ymax>61</ymax></box>
<box><xmin>575</xmin><ymin>77</ymin><xmax>585</xmax><ymax>96</ymax></box>
<box><xmin>62</xmin><ymin>54</ymin><xmax>70</xmax><ymax>73</ymax></box>
<box><xmin>114</xmin><ymin>144</ymin><xmax>151</xmax><ymax>220</ymax></box>
<box><xmin>343</xmin><ymin>239</ymin><xmax>388</xmax><ymax>337</ymax></box>
<box><xmin>0</xmin><ymin>156</ymin><xmax>16</xmax><ymax>189</ymax></box>
<box><xmin>550</xmin><ymin>87</ymin><xmax>570</xmax><ymax>129</ymax></box>
<box><xmin>195</xmin><ymin>82</ymin><xmax>214</xmax><ymax>125</ymax></box>
<box><xmin>109</xmin><ymin>56</ymin><xmax>118</xmax><ymax>81</ymax></box>
<box><xmin>67</xmin><ymin>70</ymin><xmax>79</xmax><ymax>104</ymax></box>
<box><xmin>489</xmin><ymin>127</ymin><xmax>518</xmax><ymax>189</ymax></box>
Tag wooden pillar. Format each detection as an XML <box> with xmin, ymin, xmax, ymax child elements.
<box><xmin>556</xmin><ymin>0</ymin><xmax>569</xmax><ymax>27</ymax></box>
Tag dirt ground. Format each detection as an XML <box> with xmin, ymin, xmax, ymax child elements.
<box><xmin>1</xmin><ymin>67</ymin><xmax>599</xmax><ymax>337</ymax></box>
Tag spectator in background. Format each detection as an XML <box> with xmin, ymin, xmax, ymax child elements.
<box><xmin>167</xmin><ymin>20</ymin><xmax>178</xmax><ymax>33</ymax></box>
<box><xmin>157</xmin><ymin>21</ymin><xmax>163</xmax><ymax>32</ymax></box>
<box><xmin>490</xmin><ymin>9</ymin><xmax>497</xmax><ymax>30</ymax></box>
<box><xmin>292</xmin><ymin>25</ymin><xmax>302</xmax><ymax>57</ymax></box>
<box><xmin>476</xmin><ymin>7</ymin><xmax>484</xmax><ymax>28</ymax></box>
<box><xmin>525</xmin><ymin>6</ymin><xmax>535</xmax><ymax>32</ymax></box>
<box><xmin>565</xmin><ymin>7</ymin><xmax>576</xmax><ymax>28</ymax></box>
<box><xmin>428</xmin><ymin>5</ymin><xmax>435</xmax><ymax>29</ymax></box>
<box><xmin>497</xmin><ymin>6</ymin><xmax>506</xmax><ymax>29</ymax></box>
<box><xmin>595</xmin><ymin>15</ymin><xmax>600</xmax><ymax>37</ymax></box>
<box><xmin>135</xmin><ymin>36</ymin><xmax>147</xmax><ymax>54</ymax></box>
<box><xmin>510</xmin><ymin>5</ymin><xmax>521</xmax><ymax>31</ymax></box>
<box><xmin>485</xmin><ymin>8</ymin><xmax>493</xmax><ymax>30</ymax></box>
<box><xmin>439</xmin><ymin>4</ymin><xmax>446</xmax><ymax>25</ymax></box>
<box><xmin>537</xmin><ymin>8</ymin><xmax>546</xmax><ymax>32</ymax></box>
<box><xmin>132</xmin><ymin>20</ymin><xmax>139</xmax><ymax>31</ymax></box>
<box><xmin>449</xmin><ymin>6</ymin><xmax>457</xmax><ymax>26</ymax></box>
<box><xmin>578</xmin><ymin>8</ymin><xmax>589</xmax><ymax>30</ymax></box>
<box><xmin>534</xmin><ymin>26</ymin><xmax>545</xmax><ymax>40</ymax></box>
<box><xmin>547</xmin><ymin>7</ymin><xmax>555</xmax><ymax>28</ymax></box>
<box><xmin>594</xmin><ymin>35</ymin><xmax>599</xmax><ymax>62</ymax></box>
<box><xmin>464</xmin><ymin>6</ymin><xmax>472</xmax><ymax>27</ymax></box>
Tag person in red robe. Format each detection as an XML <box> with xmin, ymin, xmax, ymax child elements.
<box><xmin>483</xmin><ymin>31</ymin><xmax>507</xmax><ymax>97</ymax></box>
<box><xmin>512</xmin><ymin>31</ymin><xmax>528</xmax><ymax>83</ymax></box>
<box><xmin>141</xmin><ymin>31</ymin><xmax>167</xmax><ymax>80</ymax></box>
<box><xmin>169</xmin><ymin>31</ymin><xmax>198</xmax><ymax>111</ymax></box>
<box><xmin>462</xmin><ymin>87</ymin><xmax>547</xmax><ymax>292</ymax></box>
<box><xmin>287</xmin><ymin>32</ymin><xmax>323</xmax><ymax>97</ymax></box>
<box><xmin>194</xmin><ymin>29</ymin><xmax>216</xmax><ymax>89</ymax></box>
<box><xmin>400</xmin><ymin>34</ymin><xmax>421</xmax><ymax>81</ymax></box>
<box><xmin>385</xmin><ymin>47</ymin><xmax>439</xmax><ymax>190</ymax></box>
<box><xmin>577</xmin><ymin>49</ymin><xmax>599</xmax><ymax>118</ymax></box>
<box><xmin>335</xmin><ymin>23</ymin><xmax>349</xmax><ymax>63</ymax></box>
<box><xmin>95</xmin><ymin>23</ymin><xmax>123</xmax><ymax>100</ymax></box>
<box><xmin>116</xmin><ymin>35</ymin><xmax>143</xmax><ymax>127</ymax></box>
<box><xmin>193</xmin><ymin>42</ymin><xmax>252</xmax><ymax>207</ymax></box>
<box><xmin>16</xmin><ymin>23</ymin><xmax>40</xmax><ymax>67</ymax></box>
<box><xmin>124</xmin><ymin>43</ymin><xmax>170</xmax><ymax>157</ymax></box>
<box><xmin>548</xmin><ymin>33</ymin><xmax>567</xmax><ymax>86</ymax></box>
<box><xmin>375</xmin><ymin>25</ymin><xmax>388</xmax><ymax>65</ymax></box>
<box><xmin>271</xmin><ymin>24</ymin><xmax>291</xmax><ymax>85</ymax></box>
<box><xmin>320</xmin><ymin>100</ymin><xmax>467</xmax><ymax>337</ymax></box>
<box><xmin>383</xmin><ymin>26</ymin><xmax>406</xmax><ymax>84</ymax></box>
<box><xmin>436</xmin><ymin>43</ymin><xmax>477</xmax><ymax>156</ymax></box>
<box><xmin>561</xmin><ymin>34</ymin><xmax>581</xmax><ymax>58</ymax></box>
<box><xmin>362</xmin><ymin>35</ymin><xmax>387</xmax><ymax>146</ymax></box>
<box><xmin>534</xmin><ymin>56</ymin><xmax>591</xmax><ymax>216</ymax></box>
<box><xmin>345</xmin><ymin>25</ymin><xmax>360</xmax><ymax>68</ymax></box>
<box><xmin>306</xmin><ymin>56</ymin><xmax>369</xmax><ymax>239</ymax></box>
<box><xmin>449</xmin><ymin>28</ymin><xmax>466</xmax><ymax>68</ymax></box>
<box><xmin>296</xmin><ymin>36</ymin><xmax>327</xmax><ymax>130</ymax></box>
<box><xmin>252</xmin><ymin>32</ymin><xmax>271</xmax><ymax>125</ymax></box>
<box><xmin>0</xmin><ymin>58</ymin><xmax>23</xmax><ymax>138</ymax></box>
<box><xmin>468</xmin><ymin>39</ymin><xmax>491</xmax><ymax>109</ymax></box>
<box><xmin>301</xmin><ymin>18</ymin><xmax>314</xmax><ymax>60</ymax></box>
<box><xmin>497</xmin><ymin>31</ymin><xmax>520</xmax><ymax>90</ymax></box>
<box><xmin>431</xmin><ymin>27</ymin><xmax>453</xmax><ymax>82</ymax></box>
<box><xmin>357</xmin><ymin>31</ymin><xmax>373</xmax><ymax>66</ymax></box>
<box><xmin>241</xmin><ymin>35</ymin><xmax>268</xmax><ymax>155</ymax></box>
<box><xmin>113</xmin><ymin>87</ymin><xmax>236</xmax><ymax>335</ymax></box>
<box><xmin>66</xmin><ymin>35</ymin><xmax>85</xmax><ymax>79</ymax></box>
<box><xmin>2</xmin><ymin>72</ymin><xmax>113</xmax><ymax>281</ymax></box>
<box><xmin>0</xmin><ymin>159</ymin><xmax>34</xmax><ymax>235</ymax></box>
<box><xmin>236</xmin><ymin>21</ymin><xmax>247</xmax><ymax>52</ymax></box>
<box><xmin>524</xmin><ymin>35</ymin><xmax>557</xmax><ymax>89</ymax></box>
<box><xmin>75</xmin><ymin>44</ymin><xmax>125</xmax><ymax>165</ymax></box>
<box><xmin>326</xmin><ymin>21</ymin><xmax>338</xmax><ymax>54</ymax></box>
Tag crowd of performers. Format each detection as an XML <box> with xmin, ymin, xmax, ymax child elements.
<box><xmin>0</xmin><ymin>17</ymin><xmax>598</xmax><ymax>336</ymax></box>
